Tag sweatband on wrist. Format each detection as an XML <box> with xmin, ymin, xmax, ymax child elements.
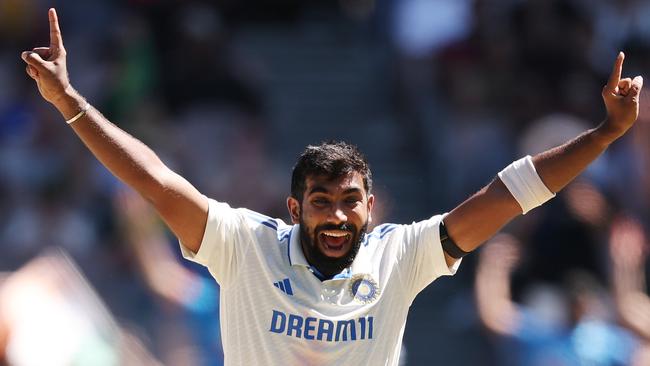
<box><xmin>498</xmin><ymin>155</ymin><xmax>555</xmax><ymax>214</ymax></box>
<box><xmin>65</xmin><ymin>103</ymin><xmax>90</xmax><ymax>125</ymax></box>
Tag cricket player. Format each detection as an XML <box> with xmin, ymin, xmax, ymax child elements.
<box><xmin>22</xmin><ymin>8</ymin><xmax>643</xmax><ymax>365</ymax></box>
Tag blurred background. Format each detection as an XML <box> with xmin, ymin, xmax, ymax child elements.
<box><xmin>1</xmin><ymin>0</ymin><xmax>650</xmax><ymax>365</ymax></box>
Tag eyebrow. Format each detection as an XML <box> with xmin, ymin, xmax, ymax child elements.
<box><xmin>307</xmin><ymin>186</ymin><xmax>363</xmax><ymax>196</ymax></box>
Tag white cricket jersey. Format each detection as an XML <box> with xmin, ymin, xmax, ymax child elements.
<box><xmin>180</xmin><ymin>198</ymin><xmax>461</xmax><ymax>366</ymax></box>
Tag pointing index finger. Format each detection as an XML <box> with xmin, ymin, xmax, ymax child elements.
<box><xmin>49</xmin><ymin>8</ymin><xmax>63</xmax><ymax>50</ymax></box>
<box><xmin>606</xmin><ymin>52</ymin><xmax>624</xmax><ymax>92</ymax></box>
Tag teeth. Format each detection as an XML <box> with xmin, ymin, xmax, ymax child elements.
<box><xmin>322</xmin><ymin>231</ymin><xmax>349</xmax><ymax>237</ymax></box>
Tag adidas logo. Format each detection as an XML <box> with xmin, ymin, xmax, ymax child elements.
<box><xmin>273</xmin><ymin>278</ymin><xmax>294</xmax><ymax>296</ymax></box>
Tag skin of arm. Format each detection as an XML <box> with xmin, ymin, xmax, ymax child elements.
<box><xmin>21</xmin><ymin>9</ymin><xmax>207</xmax><ymax>253</ymax></box>
<box><xmin>443</xmin><ymin>53</ymin><xmax>643</xmax><ymax>266</ymax></box>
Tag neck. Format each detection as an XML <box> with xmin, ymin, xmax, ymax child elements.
<box><xmin>300</xmin><ymin>240</ymin><xmax>339</xmax><ymax>280</ymax></box>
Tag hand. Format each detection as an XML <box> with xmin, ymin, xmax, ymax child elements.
<box><xmin>21</xmin><ymin>8</ymin><xmax>71</xmax><ymax>105</ymax></box>
<box><xmin>601</xmin><ymin>52</ymin><xmax>644</xmax><ymax>139</ymax></box>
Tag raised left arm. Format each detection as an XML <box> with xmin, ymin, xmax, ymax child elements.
<box><xmin>443</xmin><ymin>52</ymin><xmax>643</xmax><ymax>265</ymax></box>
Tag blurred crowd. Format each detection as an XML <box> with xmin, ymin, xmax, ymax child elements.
<box><xmin>1</xmin><ymin>0</ymin><xmax>650</xmax><ymax>365</ymax></box>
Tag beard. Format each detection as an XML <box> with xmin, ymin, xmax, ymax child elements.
<box><xmin>299</xmin><ymin>218</ymin><xmax>368</xmax><ymax>279</ymax></box>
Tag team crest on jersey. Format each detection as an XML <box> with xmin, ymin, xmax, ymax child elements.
<box><xmin>349</xmin><ymin>274</ymin><xmax>380</xmax><ymax>304</ymax></box>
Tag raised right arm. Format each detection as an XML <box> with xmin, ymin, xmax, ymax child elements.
<box><xmin>21</xmin><ymin>8</ymin><xmax>207</xmax><ymax>253</ymax></box>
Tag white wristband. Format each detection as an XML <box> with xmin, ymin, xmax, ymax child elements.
<box><xmin>65</xmin><ymin>103</ymin><xmax>90</xmax><ymax>125</ymax></box>
<box><xmin>498</xmin><ymin>155</ymin><xmax>555</xmax><ymax>214</ymax></box>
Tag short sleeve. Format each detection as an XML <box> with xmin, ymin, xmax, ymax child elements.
<box><xmin>179</xmin><ymin>198</ymin><xmax>247</xmax><ymax>287</ymax></box>
<box><xmin>396</xmin><ymin>214</ymin><xmax>462</xmax><ymax>299</ymax></box>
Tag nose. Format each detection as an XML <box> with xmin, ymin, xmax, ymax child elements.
<box><xmin>328</xmin><ymin>204</ymin><xmax>348</xmax><ymax>223</ymax></box>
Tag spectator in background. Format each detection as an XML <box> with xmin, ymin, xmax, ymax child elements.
<box><xmin>609</xmin><ymin>216</ymin><xmax>650</xmax><ymax>365</ymax></box>
<box><xmin>475</xmin><ymin>234</ymin><xmax>638</xmax><ymax>366</ymax></box>
<box><xmin>114</xmin><ymin>189</ymin><xmax>223</xmax><ymax>366</ymax></box>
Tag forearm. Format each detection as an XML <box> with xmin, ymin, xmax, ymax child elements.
<box><xmin>57</xmin><ymin>89</ymin><xmax>209</xmax><ymax>251</ymax></box>
<box><xmin>532</xmin><ymin>122</ymin><xmax>618</xmax><ymax>193</ymax></box>
<box><xmin>23</xmin><ymin>9</ymin><xmax>208</xmax><ymax>252</ymax></box>
<box><xmin>53</xmin><ymin>88</ymin><xmax>170</xmax><ymax>200</ymax></box>
<box><xmin>443</xmin><ymin>52</ymin><xmax>642</xmax><ymax>256</ymax></box>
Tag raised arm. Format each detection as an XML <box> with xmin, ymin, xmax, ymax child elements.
<box><xmin>443</xmin><ymin>53</ymin><xmax>643</xmax><ymax>264</ymax></box>
<box><xmin>21</xmin><ymin>9</ymin><xmax>207</xmax><ymax>253</ymax></box>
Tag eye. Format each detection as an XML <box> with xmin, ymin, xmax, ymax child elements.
<box><xmin>345</xmin><ymin>197</ymin><xmax>362</xmax><ymax>205</ymax></box>
<box><xmin>312</xmin><ymin>198</ymin><xmax>330</xmax><ymax>207</ymax></box>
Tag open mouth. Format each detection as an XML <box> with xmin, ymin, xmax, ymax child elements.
<box><xmin>318</xmin><ymin>230</ymin><xmax>352</xmax><ymax>252</ymax></box>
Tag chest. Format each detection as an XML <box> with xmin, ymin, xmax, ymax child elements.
<box><xmin>247</xmin><ymin>268</ymin><xmax>388</xmax><ymax>343</ymax></box>
<box><xmin>223</xmin><ymin>242</ymin><xmax>411</xmax><ymax>349</ymax></box>
<box><xmin>234</xmin><ymin>250</ymin><xmax>408</xmax><ymax>320</ymax></box>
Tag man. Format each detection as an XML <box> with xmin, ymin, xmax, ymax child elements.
<box><xmin>22</xmin><ymin>8</ymin><xmax>642</xmax><ymax>365</ymax></box>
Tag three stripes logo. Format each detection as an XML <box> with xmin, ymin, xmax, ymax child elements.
<box><xmin>273</xmin><ymin>278</ymin><xmax>294</xmax><ymax>296</ymax></box>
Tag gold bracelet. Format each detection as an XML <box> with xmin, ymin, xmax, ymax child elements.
<box><xmin>65</xmin><ymin>103</ymin><xmax>90</xmax><ymax>125</ymax></box>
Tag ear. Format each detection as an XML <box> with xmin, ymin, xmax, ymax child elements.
<box><xmin>367</xmin><ymin>194</ymin><xmax>375</xmax><ymax>224</ymax></box>
<box><xmin>287</xmin><ymin>196</ymin><xmax>301</xmax><ymax>224</ymax></box>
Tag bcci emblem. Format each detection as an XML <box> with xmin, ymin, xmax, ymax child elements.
<box><xmin>349</xmin><ymin>274</ymin><xmax>380</xmax><ymax>304</ymax></box>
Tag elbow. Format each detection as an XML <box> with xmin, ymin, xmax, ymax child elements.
<box><xmin>133</xmin><ymin>163</ymin><xmax>176</xmax><ymax>204</ymax></box>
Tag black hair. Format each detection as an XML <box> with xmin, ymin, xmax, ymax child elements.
<box><xmin>291</xmin><ymin>141</ymin><xmax>372</xmax><ymax>201</ymax></box>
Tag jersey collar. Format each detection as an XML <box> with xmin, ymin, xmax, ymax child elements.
<box><xmin>288</xmin><ymin>224</ymin><xmax>309</xmax><ymax>267</ymax></box>
<box><xmin>288</xmin><ymin>225</ymin><xmax>372</xmax><ymax>281</ymax></box>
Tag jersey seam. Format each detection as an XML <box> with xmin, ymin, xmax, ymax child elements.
<box><xmin>221</xmin><ymin>210</ymin><xmax>257</xmax><ymax>291</ymax></box>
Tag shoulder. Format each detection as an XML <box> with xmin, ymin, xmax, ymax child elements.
<box><xmin>238</xmin><ymin>207</ymin><xmax>293</xmax><ymax>242</ymax></box>
<box><xmin>204</xmin><ymin>200</ymin><xmax>291</xmax><ymax>239</ymax></box>
<box><xmin>362</xmin><ymin>223</ymin><xmax>401</xmax><ymax>250</ymax></box>
<box><xmin>239</xmin><ymin>208</ymin><xmax>282</xmax><ymax>230</ymax></box>
<box><xmin>365</xmin><ymin>223</ymin><xmax>400</xmax><ymax>243</ymax></box>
